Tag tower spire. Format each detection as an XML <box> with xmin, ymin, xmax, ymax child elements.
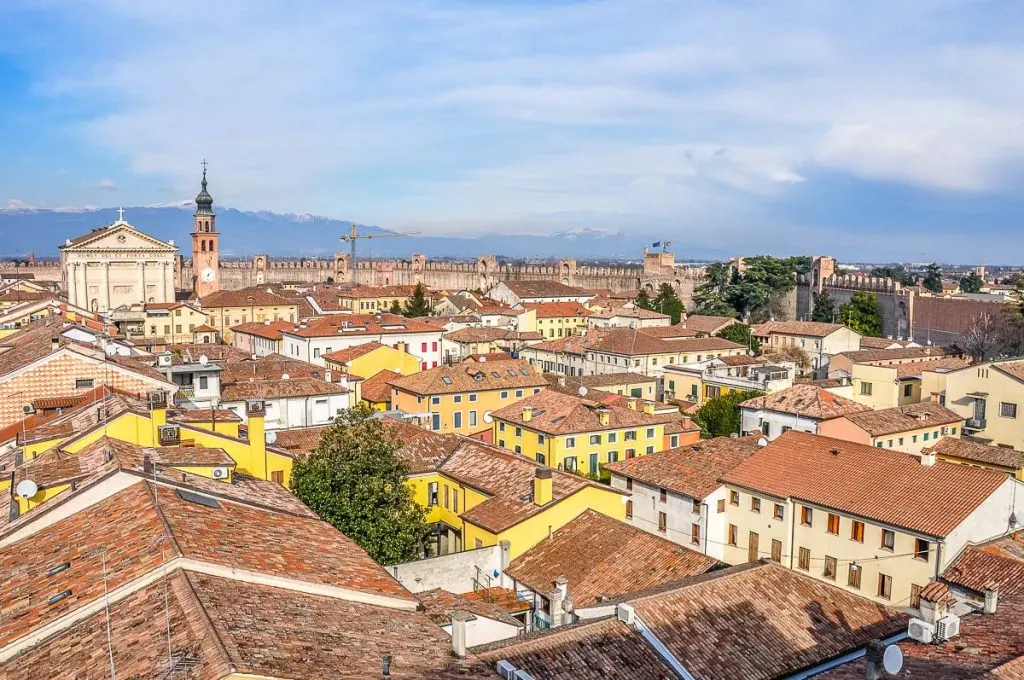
<box><xmin>194</xmin><ymin>159</ymin><xmax>215</xmax><ymax>217</ymax></box>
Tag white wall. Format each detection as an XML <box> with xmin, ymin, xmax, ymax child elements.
<box><xmin>441</xmin><ymin>617</ymin><xmax>522</xmax><ymax>648</ymax></box>
<box><xmin>225</xmin><ymin>392</ymin><xmax>351</xmax><ymax>431</ymax></box>
<box><xmin>944</xmin><ymin>477</ymin><xmax>1024</xmax><ymax>570</ymax></box>
<box><xmin>283</xmin><ymin>330</ymin><xmax>443</xmax><ymax>369</ymax></box>
<box><xmin>740</xmin><ymin>407</ymin><xmax>821</xmax><ymax>440</ymax></box>
<box><xmin>388</xmin><ymin>545</ymin><xmax>507</xmax><ymax>594</ymax></box>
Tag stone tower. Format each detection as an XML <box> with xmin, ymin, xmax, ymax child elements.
<box><xmin>191</xmin><ymin>163</ymin><xmax>220</xmax><ymax>298</ymax></box>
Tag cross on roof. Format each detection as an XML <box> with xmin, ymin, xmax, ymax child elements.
<box><xmin>117</xmin><ymin>207</ymin><xmax>125</xmax><ymax>221</ymax></box>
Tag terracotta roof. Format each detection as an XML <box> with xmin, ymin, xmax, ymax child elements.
<box><xmin>559</xmin><ymin>371</ymin><xmax>655</xmax><ymax>388</ymax></box>
<box><xmin>994</xmin><ymin>360</ymin><xmax>1024</xmax><ymax>382</ymax></box>
<box><xmin>840</xmin><ymin>402</ymin><xmax>964</xmax><ymax>436</ymax></box>
<box><xmin>491</xmin><ymin>389</ymin><xmax>672</xmax><ymax>436</ymax></box>
<box><xmin>393</xmin><ymin>427</ymin><xmax>464</xmax><ymax>475</ymax></box>
<box><xmin>283</xmin><ymin>312</ymin><xmax>442</xmax><ymax>338</ymax></box>
<box><xmin>842</xmin><ymin>347</ymin><xmax>958</xmax><ymax>363</ymax></box>
<box><xmin>218</xmin><ymin>353</ymin><xmax>330</xmax><ymax>383</ymax></box>
<box><xmin>170</xmin><ymin>407</ymin><xmax>243</xmax><ymax>423</ymax></box>
<box><xmin>221</xmin><ymin>375</ymin><xmax>347</xmax><ymax>401</ymax></box>
<box><xmin>479</xmin><ymin>561</ymin><xmax>907</xmax><ymax>680</ymax></box>
<box><xmin>893</xmin><ymin>356</ymin><xmax>971</xmax><ymax>378</ymax></box>
<box><xmin>717</xmin><ymin>354</ymin><xmax>762</xmax><ymax>366</ymax></box>
<box><xmin>634</xmin><ymin>324</ymin><xmax>697</xmax><ymax>339</ymax></box>
<box><xmin>522</xmin><ymin>333</ymin><xmax>591</xmax><ymax>356</ymax></box>
<box><xmin>588</xmin><ymin>306</ymin><xmax>668</xmax><ymax>320</ymax></box>
<box><xmin>268</xmin><ymin>425</ymin><xmax>330</xmax><ymax>455</ymax></box>
<box><xmin>752</xmin><ymin>320</ymin><xmax>848</xmax><ymax>337</ymax></box>
<box><xmin>721</xmin><ymin>430</ymin><xmax>1008</xmax><ymax>537</ymax></box>
<box><xmin>337</xmin><ymin>284</ymin><xmax>421</xmax><ymax>299</ymax></box>
<box><xmin>444</xmin><ymin>326</ymin><xmax>542</xmax><ymax>343</ymax></box>
<box><xmin>524</xmin><ymin>301</ymin><xmax>592</xmax><ymax>318</ymax></box>
<box><xmin>605</xmin><ymin>435</ymin><xmax>762</xmax><ymax>498</ymax></box>
<box><xmin>462</xmin><ymin>587</ymin><xmax>532</xmax><ymax>613</ymax></box>
<box><xmin>943</xmin><ymin>533</ymin><xmax>1024</xmax><ymax>596</ymax></box>
<box><xmin>683</xmin><ymin>315</ymin><xmax>738</xmax><ymax>334</ymax></box>
<box><xmin>230</xmin><ymin>319</ymin><xmax>294</xmax><ymax>340</ymax></box>
<box><xmin>389</xmin><ymin>359</ymin><xmax>546</xmax><ymax>396</ymax></box>
<box><xmin>739</xmin><ymin>384</ymin><xmax>871</xmax><ymax>420</ymax></box>
<box><xmin>361</xmin><ymin>368</ymin><xmax>401</xmax><ymax>403</ymax></box>
<box><xmin>502</xmin><ymin>280</ymin><xmax>591</xmax><ymax>299</ymax></box>
<box><xmin>506</xmin><ymin>510</ymin><xmax>718</xmax><ymax>607</ymax></box>
<box><xmin>467</xmin><ymin>351</ymin><xmax>514</xmax><ymax>362</ymax></box>
<box><xmin>322</xmin><ymin>341</ymin><xmax>387</xmax><ymax>363</ymax></box>
<box><xmin>417</xmin><ymin>587</ymin><xmax>526</xmax><ymax>628</ymax></box>
<box><xmin>198</xmin><ymin>286</ymin><xmax>297</xmax><ymax>309</ymax></box>
<box><xmin>928</xmin><ymin>437</ymin><xmax>1024</xmax><ymax>470</ymax></box>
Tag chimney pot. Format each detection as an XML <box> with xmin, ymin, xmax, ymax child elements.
<box><xmin>920</xmin><ymin>451</ymin><xmax>937</xmax><ymax>467</ymax></box>
<box><xmin>50</xmin><ymin>336</ymin><xmax>59</xmax><ymax>351</ymax></box>
<box><xmin>984</xmin><ymin>588</ymin><xmax>999</xmax><ymax>614</ymax></box>
<box><xmin>864</xmin><ymin>639</ymin><xmax>886</xmax><ymax>680</ymax></box>
<box><xmin>450</xmin><ymin>611</ymin><xmax>469</xmax><ymax>658</ymax></box>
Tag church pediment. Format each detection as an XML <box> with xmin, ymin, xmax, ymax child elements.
<box><xmin>62</xmin><ymin>222</ymin><xmax>177</xmax><ymax>252</ymax></box>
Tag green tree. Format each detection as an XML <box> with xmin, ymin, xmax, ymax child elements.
<box><xmin>715</xmin><ymin>323</ymin><xmax>760</xmax><ymax>353</ymax></box>
<box><xmin>388</xmin><ymin>299</ymin><xmax>403</xmax><ymax>314</ymax></box>
<box><xmin>692</xmin><ymin>262</ymin><xmax>739</xmax><ymax>317</ymax></box>
<box><xmin>811</xmin><ymin>291</ymin><xmax>837</xmax><ymax>323</ymax></box>
<box><xmin>959</xmin><ymin>272</ymin><xmax>984</xmax><ymax>294</ymax></box>
<box><xmin>693</xmin><ymin>389</ymin><xmax>764</xmax><ymax>439</ymax></box>
<box><xmin>922</xmin><ymin>263</ymin><xmax>944</xmax><ymax>294</ymax></box>
<box><xmin>869</xmin><ymin>265</ymin><xmax>915</xmax><ymax>286</ymax></box>
<box><xmin>1014</xmin><ymin>278</ymin><xmax>1024</xmax><ymax>317</ymax></box>
<box><xmin>289</xmin><ymin>406</ymin><xmax>428</xmax><ymax>565</ymax></box>
<box><xmin>839</xmin><ymin>291</ymin><xmax>884</xmax><ymax>337</ymax></box>
<box><xmin>403</xmin><ymin>283</ymin><xmax>431</xmax><ymax>317</ymax></box>
<box><xmin>653</xmin><ymin>283</ymin><xmax>685</xmax><ymax>324</ymax></box>
<box><xmin>634</xmin><ymin>288</ymin><xmax>654</xmax><ymax>311</ymax></box>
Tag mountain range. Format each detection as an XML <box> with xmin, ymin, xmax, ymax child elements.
<box><xmin>0</xmin><ymin>204</ymin><xmax>727</xmax><ymax>262</ymax></box>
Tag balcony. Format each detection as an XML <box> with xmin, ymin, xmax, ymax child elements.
<box><xmin>107</xmin><ymin>308</ymin><xmax>145</xmax><ymax>323</ymax></box>
<box><xmin>965</xmin><ymin>417</ymin><xmax>987</xmax><ymax>431</ymax></box>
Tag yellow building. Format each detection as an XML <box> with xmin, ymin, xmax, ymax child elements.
<box><xmin>323</xmin><ymin>340</ymin><xmax>421</xmax><ymax>380</ymax></box>
<box><xmin>394</xmin><ymin>423</ymin><xmax>628</xmax><ymax>559</ymax></box>
<box><xmin>663</xmin><ymin>356</ymin><xmax>792</xmax><ymax>406</ymax></box>
<box><xmin>547</xmin><ymin>372</ymin><xmax>657</xmax><ymax>400</ymax></box>
<box><xmin>490</xmin><ymin>390</ymin><xmax>670</xmax><ymax>474</ymax></box>
<box><xmin>944</xmin><ymin>359</ymin><xmax>1024</xmax><ymax>451</ymax></box>
<box><xmin>198</xmin><ymin>286</ymin><xmax>298</xmax><ymax>343</ymax></box>
<box><xmin>585</xmin><ymin>330</ymin><xmax>748</xmax><ymax>377</ymax></box>
<box><xmin>850</xmin><ymin>357</ymin><xmax>971</xmax><ymax>409</ymax></box>
<box><xmin>817</xmin><ymin>401</ymin><xmax>964</xmax><ymax>454</ymax></box>
<box><xmin>389</xmin><ymin>359</ymin><xmax>548</xmax><ymax>437</ymax></box>
<box><xmin>523</xmin><ymin>301</ymin><xmax>591</xmax><ymax>339</ymax></box>
<box><xmin>140</xmin><ymin>301</ymin><xmax>211</xmax><ymax>343</ymax></box>
<box><xmin>337</xmin><ymin>284</ymin><xmax>423</xmax><ymax>312</ymax></box>
<box><xmin>720</xmin><ymin>430</ymin><xmax>1024</xmax><ymax>607</ymax></box>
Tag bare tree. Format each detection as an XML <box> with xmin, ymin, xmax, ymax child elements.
<box><xmin>997</xmin><ymin>308</ymin><xmax>1024</xmax><ymax>357</ymax></box>
<box><xmin>963</xmin><ymin>312</ymin><xmax>999</xmax><ymax>361</ymax></box>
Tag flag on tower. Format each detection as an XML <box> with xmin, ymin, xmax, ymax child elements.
<box><xmin>652</xmin><ymin>241</ymin><xmax>661</xmax><ymax>248</ymax></box>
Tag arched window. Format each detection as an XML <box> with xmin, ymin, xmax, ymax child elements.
<box><xmin>201</xmin><ymin>240</ymin><xmax>206</xmax><ymax>252</ymax></box>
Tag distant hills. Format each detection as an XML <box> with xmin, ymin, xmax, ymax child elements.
<box><xmin>0</xmin><ymin>204</ymin><xmax>727</xmax><ymax>262</ymax></box>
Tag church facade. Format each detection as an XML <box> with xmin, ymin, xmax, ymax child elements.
<box><xmin>59</xmin><ymin>212</ymin><xmax>178</xmax><ymax>313</ymax></box>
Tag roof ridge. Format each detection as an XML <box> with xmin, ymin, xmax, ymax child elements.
<box><xmin>174</xmin><ymin>568</ymin><xmax>238</xmax><ymax>674</ymax></box>
<box><xmin>145</xmin><ymin>480</ymin><xmax>185</xmax><ymax>560</ymax></box>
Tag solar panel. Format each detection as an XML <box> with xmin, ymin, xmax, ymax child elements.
<box><xmin>176</xmin><ymin>489</ymin><xmax>221</xmax><ymax>509</ymax></box>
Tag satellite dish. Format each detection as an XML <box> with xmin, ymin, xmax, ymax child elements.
<box><xmin>756</xmin><ymin>437</ymin><xmax>769</xmax><ymax>447</ymax></box>
<box><xmin>265</xmin><ymin>430</ymin><xmax>278</xmax><ymax>444</ymax></box>
<box><xmin>281</xmin><ymin>373</ymin><xmax>290</xmax><ymax>380</ymax></box>
<box><xmin>883</xmin><ymin>644</ymin><xmax>904</xmax><ymax>675</ymax></box>
<box><xmin>483</xmin><ymin>411</ymin><xmax>493</xmax><ymax>424</ymax></box>
<box><xmin>578</xmin><ymin>386</ymin><xmax>588</xmax><ymax>397</ymax></box>
<box><xmin>16</xmin><ymin>479</ymin><xmax>38</xmax><ymax>500</ymax></box>
<box><xmin>198</xmin><ymin>354</ymin><xmax>209</xmax><ymax>366</ymax></box>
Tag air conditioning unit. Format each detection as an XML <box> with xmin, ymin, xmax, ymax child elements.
<box><xmin>941</xmin><ymin>426</ymin><xmax>950</xmax><ymax>435</ymax></box>
<box><xmin>495</xmin><ymin>661</ymin><xmax>516</xmax><ymax>680</ymax></box>
<box><xmin>212</xmin><ymin>467</ymin><xmax>228</xmax><ymax>480</ymax></box>
<box><xmin>936</xmin><ymin>614</ymin><xmax>961</xmax><ymax>641</ymax></box>
<box><xmin>907</xmin><ymin>618</ymin><xmax>935</xmax><ymax>644</ymax></box>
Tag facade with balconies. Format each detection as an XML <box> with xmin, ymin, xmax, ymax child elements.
<box><xmin>944</xmin><ymin>360</ymin><xmax>1024</xmax><ymax>451</ymax></box>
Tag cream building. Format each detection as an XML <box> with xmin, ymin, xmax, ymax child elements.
<box><xmin>944</xmin><ymin>360</ymin><xmax>1024</xmax><ymax>451</ymax></box>
<box><xmin>60</xmin><ymin>213</ymin><xmax>177</xmax><ymax>313</ymax></box>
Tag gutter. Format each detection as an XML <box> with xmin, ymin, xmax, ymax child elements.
<box><xmin>784</xmin><ymin>631</ymin><xmax>907</xmax><ymax>679</ymax></box>
<box><xmin>631</xmin><ymin>610</ymin><xmax>695</xmax><ymax>680</ymax></box>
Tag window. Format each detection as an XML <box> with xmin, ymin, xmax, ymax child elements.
<box><xmin>659</xmin><ymin>488</ymin><xmax>667</xmax><ymax>503</ymax></box>
<box><xmin>625</xmin><ymin>477</ymin><xmax>633</xmax><ymax>491</ymax></box>
<box><xmin>589</xmin><ymin>453</ymin><xmax>599</xmax><ymax>474</ymax></box>
<box><xmin>453</xmin><ymin>412</ymin><xmax>462</xmax><ymax>429</ymax></box>
<box><xmin>537</xmin><ymin>453</ymin><xmax>545</xmax><ymax>464</ymax></box>
<box><xmin>499</xmin><ymin>422</ymin><xmax>506</xmax><ymax>432</ymax></box>
<box><xmin>421</xmin><ymin>342</ymin><xmax>427</xmax><ymax>352</ymax></box>
<box><xmin>590</xmin><ymin>434</ymin><xmax>601</xmax><ymax>445</ymax></box>
<box><xmin>453</xmin><ymin>491</ymin><xmax>459</xmax><ymax>513</ymax></box>
<box><xmin>515</xmin><ymin>389</ymin><xmax>524</xmax><ymax>398</ymax></box>
<box><xmin>903</xmin><ymin>384</ymin><xmax>913</xmax><ymax>397</ymax></box>
<box><xmin>748</xmin><ymin>531</ymin><xmax>759</xmax><ymax>561</ymax></box>
<box><xmin>887</xmin><ymin>439</ymin><xmax>893</xmax><ymax>448</ymax></box>
<box><xmin>692</xmin><ymin>499</ymin><xmax>701</xmax><ymax>515</ymax></box>
<box><xmin>751</xmin><ymin>497</ymin><xmax>761</xmax><ymax>513</ymax></box>
<box><xmin>717</xmin><ymin>499</ymin><xmax>726</xmax><ymax>513</ymax></box>
<box><xmin>659</xmin><ymin>512</ymin><xmax>667</xmax><ymax>533</ymax></box>
<box><xmin>431</xmin><ymin>396</ymin><xmax>440</xmax><ymax>405</ymax></box>
<box><xmin>565</xmin><ymin>437</ymin><xmax>576</xmax><ymax>448</ymax></box>
<box><xmin>608</xmin><ymin>450</ymin><xmax>618</xmax><ymax>462</ymax></box>
<box><xmin>798</xmin><ymin>547</ymin><xmax>810</xmax><ymax>570</ymax></box>
<box><xmin>670</xmin><ymin>435</ymin><xmax>679</xmax><ymax>448</ymax></box>
<box><xmin>563</xmin><ymin>456</ymin><xmax>577</xmax><ymax>472</ymax></box>
<box><xmin>538</xmin><ymin>434</ymin><xmax>545</xmax><ymax>444</ymax></box>
<box><xmin>469</xmin><ymin>393</ymin><xmax>477</xmax><ymax>402</ymax></box>
<box><xmin>607</xmin><ymin>432</ymin><xmax>617</xmax><ymax>443</ymax></box>
<box><xmin>515</xmin><ymin>427</ymin><xmax>522</xmax><ymax>437</ymax></box>
<box><xmin>271</xmin><ymin>470</ymin><xmax>284</xmax><ymax>484</ymax></box>
<box><xmin>500</xmin><ymin>390</ymin><xmax>509</xmax><ymax>399</ymax></box>
<box><xmin>923</xmin><ymin>432</ymin><xmax>930</xmax><ymax>441</ymax></box>
<box><xmin>773</xmin><ymin>504</ymin><xmax>784</xmax><ymax>520</ymax></box>
<box><xmin>1001</xmin><ymin>402</ymin><xmax>1018</xmax><ymax>418</ymax></box>
<box><xmin>427</xmin><ymin>482</ymin><xmax>438</xmax><ymax>506</ymax></box>
<box><xmin>645</xmin><ymin>428</ymin><xmax>655</xmax><ymax>439</ymax></box>
<box><xmin>826</xmin><ymin>513</ymin><xmax>839</xmax><ymax>535</ymax></box>
<box><xmin>730</xmin><ymin>490</ymin><xmax>740</xmax><ymax>506</ymax></box>
<box><xmin>910</xmin><ymin>583</ymin><xmax>922</xmax><ymax>609</ymax></box>
<box><xmin>727</xmin><ymin>524</ymin><xmax>738</xmax><ymax>546</ymax></box>
<box><xmin>625</xmin><ymin>430</ymin><xmax>637</xmax><ymax>441</ymax></box>
<box><xmin>771</xmin><ymin>539</ymin><xmax>782</xmax><ymax>562</ymax></box>
<box><xmin>691</xmin><ymin>523</ymin><xmax>701</xmax><ymax>546</ymax></box>
<box><xmin>848</xmin><ymin>564</ymin><xmax>862</xmax><ymax>589</ymax></box>
<box><xmin>444</xmin><ymin>485</ymin><xmax>450</xmax><ymax>509</ymax></box>
<box><xmin>860</xmin><ymin>382</ymin><xmax>873</xmax><ymax>396</ymax></box>
<box><xmin>881</xmin><ymin>529</ymin><xmax>895</xmax><ymax>551</ymax></box>
<box><xmin>469</xmin><ymin>411</ymin><xmax>477</xmax><ymax>427</ymax></box>
<box><xmin>432</xmin><ymin>342</ymin><xmax>438</xmax><ymax>352</ymax></box>
<box><xmin>75</xmin><ymin>378</ymin><xmax>94</xmax><ymax>390</ymax></box>
<box><xmin>453</xmin><ymin>394</ymin><xmax>462</xmax><ymax>403</ymax></box>
<box><xmin>823</xmin><ymin>556</ymin><xmax>837</xmax><ymax>580</ymax></box>
<box><xmin>801</xmin><ymin>506</ymin><xmax>813</xmax><ymax>527</ymax></box>
<box><xmin>914</xmin><ymin>538</ymin><xmax>930</xmax><ymax>561</ymax></box>
<box><xmin>877</xmin><ymin>573</ymin><xmax>893</xmax><ymax>600</ymax></box>
<box><xmin>626</xmin><ymin>448</ymin><xmax>636</xmax><ymax>458</ymax></box>
<box><xmin>198</xmin><ymin>376</ymin><xmax>208</xmax><ymax>390</ymax></box>
<box><xmin>626</xmin><ymin>500</ymin><xmax>633</xmax><ymax>519</ymax></box>
<box><xmin>851</xmin><ymin>521</ymin><xmax>864</xmax><ymax>543</ymax></box>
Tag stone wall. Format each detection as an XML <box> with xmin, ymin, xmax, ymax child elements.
<box><xmin>386</xmin><ymin>544</ymin><xmax>509</xmax><ymax>594</ymax></box>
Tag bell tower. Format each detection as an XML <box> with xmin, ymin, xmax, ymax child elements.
<box><xmin>191</xmin><ymin>160</ymin><xmax>220</xmax><ymax>298</ymax></box>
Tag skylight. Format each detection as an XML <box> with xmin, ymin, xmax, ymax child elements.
<box><xmin>441</xmin><ymin>376</ymin><xmax>453</xmax><ymax>385</ymax></box>
<box><xmin>176</xmin><ymin>489</ymin><xmax>221</xmax><ymax>509</ymax></box>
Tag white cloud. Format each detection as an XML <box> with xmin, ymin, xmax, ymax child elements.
<box><xmin>1</xmin><ymin>199</ymin><xmax>37</xmax><ymax>212</ymax></box>
<box><xmin>95</xmin><ymin>178</ymin><xmax>117</xmax><ymax>190</ymax></box>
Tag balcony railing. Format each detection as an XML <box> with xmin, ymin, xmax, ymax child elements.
<box><xmin>965</xmin><ymin>417</ymin><xmax>987</xmax><ymax>431</ymax></box>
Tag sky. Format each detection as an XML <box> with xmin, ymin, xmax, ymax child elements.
<box><xmin>1</xmin><ymin>0</ymin><xmax>1023</xmax><ymax>262</ymax></box>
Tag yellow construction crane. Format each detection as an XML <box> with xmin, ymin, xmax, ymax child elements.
<box><xmin>339</xmin><ymin>225</ymin><xmax>420</xmax><ymax>285</ymax></box>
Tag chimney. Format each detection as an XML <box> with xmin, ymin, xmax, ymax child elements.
<box><xmin>450</xmin><ymin>611</ymin><xmax>469</xmax><ymax>658</ymax></box>
<box><xmin>50</xmin><ymin>336</ymin><xmax>59</xmax><ymax>351</ymax></box>
<box><xmin>920</xmin><ymin>451</ymin><xmax>937</xmax><ymax>467</ymax></box>
<box><xmin>142</xmin><ymin>453</ymin><xmax>153</xmax><ymax>475</ymax></box>
<box><xmin>533</xmin><ymin>468</ymin><xmax>552</xmax><ymax>506</ymax></box>
<box><xmin>643</xmin><ymin>402</ymin><xmax>655</xmax><ymax>415</ymax></box>
<box><xmin>558</xmin><ymin>376</ymin><xmax>566</xmax><ymax>387</ymax></box>
<box><xmin>148</xmin><ymin>391</ymin><xmax>167</xmax><ymax>444</ymax></box>
<box><xmin>522</xmin><ymin>406</ymin><xmax>533</xmax><ymax>423</ymax></box>
<box><xmin>864</xmin><ymin>639</ymin><xmax>886</xmax><ymax>680</ymax></box>
<box><xmin>984</xmin><ymin>587</ymin><xmax>999</xmax><ymax>614</ymax></box>
<box><xmin>324</xmin><ymin>370</ymin><xmax>332</xmax><ymax>383</ymax></box>
<box><xmin>616</xmin><ymin>602</ymin><xmax>635</xmax><ymax>626</ymax></box>
<box><xmin>246</xmin><ymin>400</ymin><xmax>268</xmax><ymax>480</ymax></box>
<box><xmin>549</xmin><ymin>577</ymin><xmax>568</xmax><ymax>628</ymax></box>
<box><xmin>598</xmin><ymin>409</ymin><xmax>610</xmax><ymax>426</ymax></box>
<box><xmin>626</xmin><ymin>398</ymin><xmax>638</xmax><ymax>411</ymax></box>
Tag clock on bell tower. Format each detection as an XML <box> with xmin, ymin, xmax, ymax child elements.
<box><xmin>191</xmin><ymin>160</ymin><xmax>220</xmax><ymax>298</ymax></box>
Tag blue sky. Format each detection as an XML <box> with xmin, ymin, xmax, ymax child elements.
<box><xmin>1</xmin><ymin>0</ymin><xmax>1023</xmax><ymax>262</ymax></box>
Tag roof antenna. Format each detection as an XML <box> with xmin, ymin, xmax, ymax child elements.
<box><xmin>102</xmin><ymin>552</ymin><xmax>118</xmax><ymax>680</ymax></box>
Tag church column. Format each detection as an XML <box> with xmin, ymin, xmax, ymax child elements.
<box><xmin>101</xmin><ymin>261</ymin><xmax>111</xmax><ymax>311</ymax></box>
<box><xmin>138</xmin><ymin>260</ymin><xmax>147</xmax><ymax>303</ymax></box>
<box><xmin>78</xmin><ymin>261</ymin><xmax>89</xmax><ymax>310</ymax></box>
<box><xmin>67</xmin><ymin>262</ymin><xmax>78</xmax><ymax>306</ymax></box>
<box><xmin>160</xmin><ymin>261</ymin><xmax>169</xmax><ymax>302</ymax></box>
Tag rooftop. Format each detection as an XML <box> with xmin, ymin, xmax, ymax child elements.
<box><xmin>443</xmin><ymin>326</ymin><xmax>543</xmax><ymax>343</ymax></box>
<box><xmin>198</xmin><ymin>285</ymin><xmax>296</xmax><ymax>308</ymax></box>
<box><xmin>683</xmin><ymin>314</ymin><xmax>738</xmax><ymax>334</ymax></box>
<box><xmin>721</xmin><ymin>430</ymin><xmax>1008</xmax><ymax>538</ymax></box>
<box><xmin>417</xmin><ymin>587</ymin><xmax>526</xmax><ymax>628</ymax></box>
<box><xmin>740</xmin><ymin>383</ymin><xmax>871</xmax><ymax>420</ymax></box>
<box><xmin>229</xmin><ymin>318</ymin><xmax>295</xmax><ymax>340</ymax></box>
<box><xmin>220</xmin><ymin>375</ymin><xmax>347</xmax><ymax>401</ymax></box>
<box><xmin>283</xmin><ymin>313</ymin><xmax>442</xmax><ymax>338</ymax></box>
<box><xmin>892</xmin><ymin>356</ymin><xmax>971</xmax><ymax>378</ymax></box>
<box><xmin>506</xmin><ymin>510</ymin><xmax>718</xmax><ymax>608</ymax></box>
<box><xmin>491</xmin><ymin>389</ymin><xmax>672</xmax><ymax>436</ymax></box>
<box><xmin>752</xmin><ymin>320</ymin><xmax>848</xmax><ymax>338</ymax></box>
<box><xmin>502</xmin><ymin>280</ymin><xmax>592</xmax><ymax>298</ymax></box>
<box><xmin>928</xmin><ymin>436</ymin><xmax>1024</xmax><ymax>470</ymax></box>
<box><xmin>361</xmin><ymin>368</ymin><xmax>402</xmax><ymax>403</ymax></box>
<box><xmin>523</xmin><ymin>301</ymin><xmax>592</xmax><ymax>318</ymax></box>
<box><xmin>389</xmin><ymin>359</ymin><xmax>546</xmax><ymax>396</ymax></box>
<box><xmin>322</xmin><ymin>341</ymin><xmax>388</xmax><ymax>363</ymax></box>
<box><xmin>605</xmin><ymin>435</ymin><xmax>763</xmax><ymax>499</ymax></box>
<box><xmin>837</xmin><ymin>345</ymin><xmax>960</xmax><ymax>363</ymax></box>
<box><xmin>840</xmin><ymin>402</ymin><xmax>964</xmax><ymax>436</ymax></box>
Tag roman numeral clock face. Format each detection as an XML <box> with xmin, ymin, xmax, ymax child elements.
<box><xmin>201</xmin><ymin>267</ymin><xmax>215</xmax><ymax>282</ymax></box>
